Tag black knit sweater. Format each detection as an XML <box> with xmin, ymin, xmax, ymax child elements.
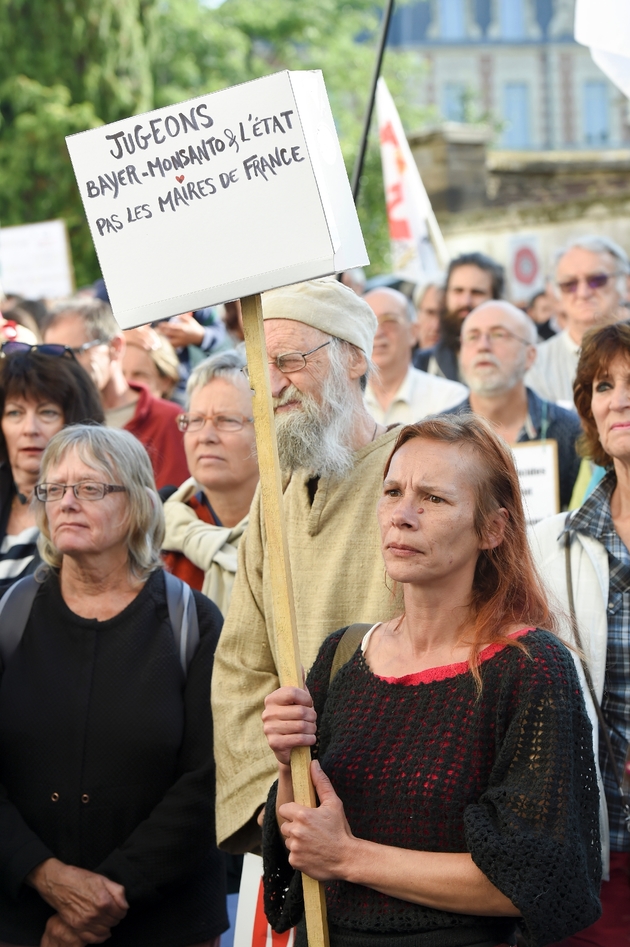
<box><xmin>263</xmin><ymin>628</ymin><xmax>601</xmax><ymax>947</ymax></box>
<box><xmin>0</xmin><ymin>569</ymin><xmax>228</xmax><ymax>947</ymax></box>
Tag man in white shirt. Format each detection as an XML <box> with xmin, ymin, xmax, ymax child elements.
<box><xmin>364</xmin><ymin>287</ymin><xmax>467</xmax><ymax>425</ymax></box>
<box><xmin>526</xmin><ymin>235</ymin><xmax>630</xmax><ymax>407</ymax></box>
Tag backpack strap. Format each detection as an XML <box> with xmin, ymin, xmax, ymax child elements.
<box><xmin>329</xmin><ymin>623</ymin><xmax>372</xmax><ymax>686</ymax></box>
<box><xmin>163</xmin><ymin>570</ymin><xmax>200</xmax><ymax>676</ymax></box>
<box><xmin>0</xmin><ymin>575</ymin><xmax>41</xmax><ymax>668</ymax></box>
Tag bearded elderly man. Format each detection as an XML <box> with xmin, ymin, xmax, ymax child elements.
<box><xmin>444</xmin><ymin>300</ymin><xmax>581</xmax><ymax>509</ymax></box>
<box><xmin>212</xmin><ymin>279</ymin><xmax>402</xmax><ymax>853</ymax></box>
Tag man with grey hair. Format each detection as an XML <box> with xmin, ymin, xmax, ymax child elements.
<box><xmin>444</xmin><ymin>300</ymin><xmax>582</xmax><ymax>508</ymax></box>
<box><xmin>43</xmin><ymin>297</ymin><xmax>188</xmax><ymax>489</ymax></box>
<box><xmin>364</xmin><ymin>286</ymin><xmax>467</xmax><ymax>424</ymax></box>
<box><xmin>526</xmin><ymin>235</ymin><xmax>630</xmax><ymax>405</ymax></box>
<box><xmin>212</xmin><ymin>278</ymin><xmax>403</xmax><ymax>854</ymax></box>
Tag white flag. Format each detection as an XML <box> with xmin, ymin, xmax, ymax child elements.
<box><xmin>575</xmin><ymin>0</ymin><xmax>630</xmax><ymax>99</ymax></box>
<box><xmin>376</xmin><ymin>77</ymin><xmax>447</xmax><ymax>281</ymax></box>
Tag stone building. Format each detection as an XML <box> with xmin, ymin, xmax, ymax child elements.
<box><xmin>389</xmin><ymin>0</ymin><xmax>629</xmax><ymax>151</ymax></box>
<box><xmin>388</xmin><ymin>1</ymin><xmax>630</xmax><ymax>300</ymax></box>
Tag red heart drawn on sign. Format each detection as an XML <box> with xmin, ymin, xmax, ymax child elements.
<box><xmin>176</xmin><ymin>175</ymin><xmax>185</xmax><ymax>183</ymax></box>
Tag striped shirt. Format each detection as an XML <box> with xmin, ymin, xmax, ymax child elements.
<box><xmin>0</xmin><ymin>526</ymin><xmax>40</xmax><ymax>596</ymax></box>
<box><xmin>565</xmin><ymin>470</ymin><xmax>630</xmax><ymax>851</ymax></box>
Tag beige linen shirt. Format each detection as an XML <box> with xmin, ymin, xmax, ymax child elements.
<box><xmin>212</xmin><ymin>427</ymin><xmax>403</xmax><ymax>852</ymax></box>
<box><xmin>365</xmin><ymin>365</ymin><xmax>468</xmax><ymax>426</ymax></box>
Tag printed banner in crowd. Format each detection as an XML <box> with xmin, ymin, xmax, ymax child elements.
<box><xmin>376</xmin><ymin>77</ymin><xmax>447</xmax><ymax>282</ymax></box>
<box><xmin>234</xmin><ymin>854</ymin><xmax>296</xmax><ymax>947</ymax></box>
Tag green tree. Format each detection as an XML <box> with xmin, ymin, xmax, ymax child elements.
<box><xmin>0</xmin><ymin>76</ymin><xmax>103</xmax><ymax>287</ymax></box>
<box><xmin>0</xmin><ymin>0</ymin><xmax>153</xmax><ymax>123</ymax></box>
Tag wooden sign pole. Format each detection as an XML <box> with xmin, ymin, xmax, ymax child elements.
<box><xmin>240</xmin><ymin>293</ymin><xmax>330</xmax><ymax>947</ymax></box>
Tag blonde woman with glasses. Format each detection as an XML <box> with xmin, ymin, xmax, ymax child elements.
<box><xmin>0</xmin><ymin>425</ymin><xmax>227</xmax><ymax>947</ymax></box>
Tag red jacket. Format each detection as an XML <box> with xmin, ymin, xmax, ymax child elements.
<box><xmin>125</xmin><ymin>383</ymin><xmax>189</xmax><ymax>490</ymax></box>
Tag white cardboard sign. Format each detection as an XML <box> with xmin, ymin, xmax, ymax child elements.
<box><xmin>511</xmin><ymin>440</ymin><xmax>560</xmax><ymax>526</ymax></box>
<box><xmin>66</xmin><ymin>70</ymin><xmax>368</xmax><ymax>329</ymax></box>
<box><xmin>0</xmin><ymin>220</ymin><xmax>74</xmax><ymax>299</ymax></box>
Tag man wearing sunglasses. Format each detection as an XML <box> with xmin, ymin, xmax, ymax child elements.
<box><xmin>42</xmin><ymin>298</ymin><xmax>189</xmax><ymax>490</ymax></box>
<box><xmin>526</xmin><ymin>235</ymin><xmax>630</xmax><ymax>407</ymax></box>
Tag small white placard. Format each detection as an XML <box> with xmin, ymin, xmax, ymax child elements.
<box><xmin>0</xmin><ymin>220</ymin><xmax>74</xmax><ymax>299</ymax></box>
<box><xmin>511</xmin><ymin>440</ymin><xmax>560</xmax><ymax>526</ymax></box>
<box><xmin>65</xmin><ymin>70</ymin><xmax>368</xmax><ymax>329</ymax></box>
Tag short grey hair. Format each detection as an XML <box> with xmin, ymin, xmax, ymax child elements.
<box><xmin>186</xmin><ymin>348</ymin><xmax>248</xmax><ymax>408</ymax></box>
<box><xmin>412</xmin><ymin>277</ymin><xmax>445</xmax><ymax>310</ymax></box>
<box><xmin>45</xmin><ymin>297</ymin><xmax>121</xmax><ymax>343</ymax></box>
<box><xmin>35</xmin><ymin>425</ymin><xmax>164</xmax><ymax>580</ymax></box>
<box><xmin>554</xmin><ymin>235</ymin><xmax>630</xmax><ymax>292</ymax></box>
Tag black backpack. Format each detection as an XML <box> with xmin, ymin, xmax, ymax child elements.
<box><xmin>0</xmin><ymin>570</ymin><xmax>199</xmax><ymax>675</ymax></box>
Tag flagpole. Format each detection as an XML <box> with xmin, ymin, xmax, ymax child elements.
<box><xmin>351</xmin><ymin>0</ymin><xmax>396</xmax><ymax>203</ymax></box>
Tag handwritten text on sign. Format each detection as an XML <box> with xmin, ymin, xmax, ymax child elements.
<box><xmin>66</xmin><ymin>71</ymin><xmax>366</xmax><ymax>328</ymax></box>
<box><xmin>511</xmin><ymin>440</ymin><xmax>560</xmax><ymax>526</ymax></box>
<box><xmin>84</xmin><ymin>104</ymin><xmax>304</xmax><ymax>233</ymax></box>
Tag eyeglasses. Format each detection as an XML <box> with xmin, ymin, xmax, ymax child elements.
<box><xmin>461</xmin><ymin>327</ymin><xmax>532</xmax><ymax>347</ymax></box>
<box><xmin>0</xmin><ymin>341</ymin><xmax>76</xmax><ymax>360</ymax></box>
<box><xmin>242</xmin><ymin>340</ymin><xmax>331</xmax><ymax>379</ymax></box>
<box><xmin>69</xmin><ymin>338</ymin><xmax>106</xmax><ymax>355</ymax></box>
<box><xmin>557</xmin><ymin>272</ymin><xmax>620</xmax><ymax>295</ymax></box>
<box><xmin>35</xmin><ymin>482</ymin><xmax>127</xmax><ymax>502</ymax></box>
<box><xmin>176</xmin><ymin>413</ymin><xmax>254</xmax><ymax>433</ymax></box>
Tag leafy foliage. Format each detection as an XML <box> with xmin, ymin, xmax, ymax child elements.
<box><xmin>0</xmin><ymin>0</ymin><xmax>428</xmax><ymax>288</ymax></box>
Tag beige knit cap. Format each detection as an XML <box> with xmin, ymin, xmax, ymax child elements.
<box><xmin>262</xmin><ymin>277</ymin><xmax>377</xmax><ymax>354</ymax></box>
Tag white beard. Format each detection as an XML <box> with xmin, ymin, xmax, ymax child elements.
<box><xmin>274</xmin><ymin>353</ymin><xmax>359</xmax><ymax>478</ymax></box>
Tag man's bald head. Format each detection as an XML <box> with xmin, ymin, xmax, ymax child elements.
<box><xmin>459</xmin><ymin>300</ymin><xmax>538</xmax><ymax>396</ymax></box>
<box><xmin>363</xmin><ymin>286</ymin><xmax>412</xmax><ymax>323</ymax></box>
<box><xmin>364</xmin><ymin>287</ymin><xmax>414</xmax><ymax>375</ymax></box>
<box><xmin>462</xmin><ymin>300</ymin><xmax>538</xmax><ymax>344</ymax></box>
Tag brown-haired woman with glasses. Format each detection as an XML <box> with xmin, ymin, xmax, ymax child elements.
<box><xmin>530</xmin><ymin>321</ymin><xmax>630</xmax><ymax>945</ymax></box>
<box><xmin>162</xmin><ymin>349</ymin><xmax>258</xmax><ymax>617</ymax></box>
<box><xmin>262</xmin><ymin>415</ymin><xmax>601</xmax><ymax>947</ymax></box>
<box><xmin>0</xmin><ymin>345</ymin><xmax>104</xmax><ymax>594</ymax></box>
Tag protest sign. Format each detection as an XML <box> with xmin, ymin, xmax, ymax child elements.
<box><xmin>66</xmin><ymin>70</ymin><xmax>367</xmax><ymax>328</ymax></box>
<box><xmin>511</xmin><ymin>440</ymin><xmax>560</xmax><ymax>526</ymax></box>
<box><xmin>0</xmin><ymin>220</ymin><xmax>74</xmax><ymax>299</ymax></box>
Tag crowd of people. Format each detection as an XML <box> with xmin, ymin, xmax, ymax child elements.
<box><xmin>0</xmin><ymin>228</ymin><xmax>628</xmax><ymax>947</ymax></box>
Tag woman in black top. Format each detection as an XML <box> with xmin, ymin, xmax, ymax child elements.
<box><xmin>0</xmin><ymin>424</ymin><xmax>227</xmax><ymax>947</ymax></box>
<box><xmin>262</xmin><ymin>415</ymin><xmax>601</xmax><ymax>947</ymax></box>
<box><xmin>0</xmin><ymin>345</ymin><xmax>104</xmax><ymax>594</ymax></box>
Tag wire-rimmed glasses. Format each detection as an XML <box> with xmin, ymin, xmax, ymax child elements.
<box><xmin>176</xmin><ymin>413</ymin><xmax>254</xmax><ymax>434</ymax></box>
<box><xmin>242</xmin><ymin>340</ymin><xmax>331</xmax><ymax>379</ymax></box>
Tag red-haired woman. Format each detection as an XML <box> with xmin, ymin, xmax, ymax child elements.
<box><xmin>262</xmin><ymin>414</ymin><xmax>601</xmax><ymax>947</ymax></box>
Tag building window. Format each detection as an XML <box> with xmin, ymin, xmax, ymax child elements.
<box><xmin>502</xmin><ymin>82</ymin><xmax>530</xmax><ymax>148</ymax></box>
<box><xmin>583</xmin><ymin>81</ymin><xmax>609</xmax><ymax>145</ymax></box>
<box><xmin>439</xmin><ymin>0</ymin><xmax>465</xmax><ymax>40</ymax></box>
<box><xmin>499</xmin><ymin>0</ymin><xmax>524</xmax><ymax>39</ymax></box>
<box><xmin>442</xmin><ymin>82</ymin><xmax>466</xmax><ymax>120</ymax></box>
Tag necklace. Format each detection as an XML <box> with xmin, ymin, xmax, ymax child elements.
<box><xmin>371</xmin><ymin>421</ymin><xmax>378</xmax><ymax>442</ymax></box>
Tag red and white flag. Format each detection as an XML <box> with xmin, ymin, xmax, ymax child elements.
<box><xmin>234</xmin><ymin>854</ymin><xmax>296</xmax><ymax>947</ymax></box>
<box><xmin>376</xmin><ymin>77</ymin><xmax>448</xmax><ymax>280</ymax></box>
